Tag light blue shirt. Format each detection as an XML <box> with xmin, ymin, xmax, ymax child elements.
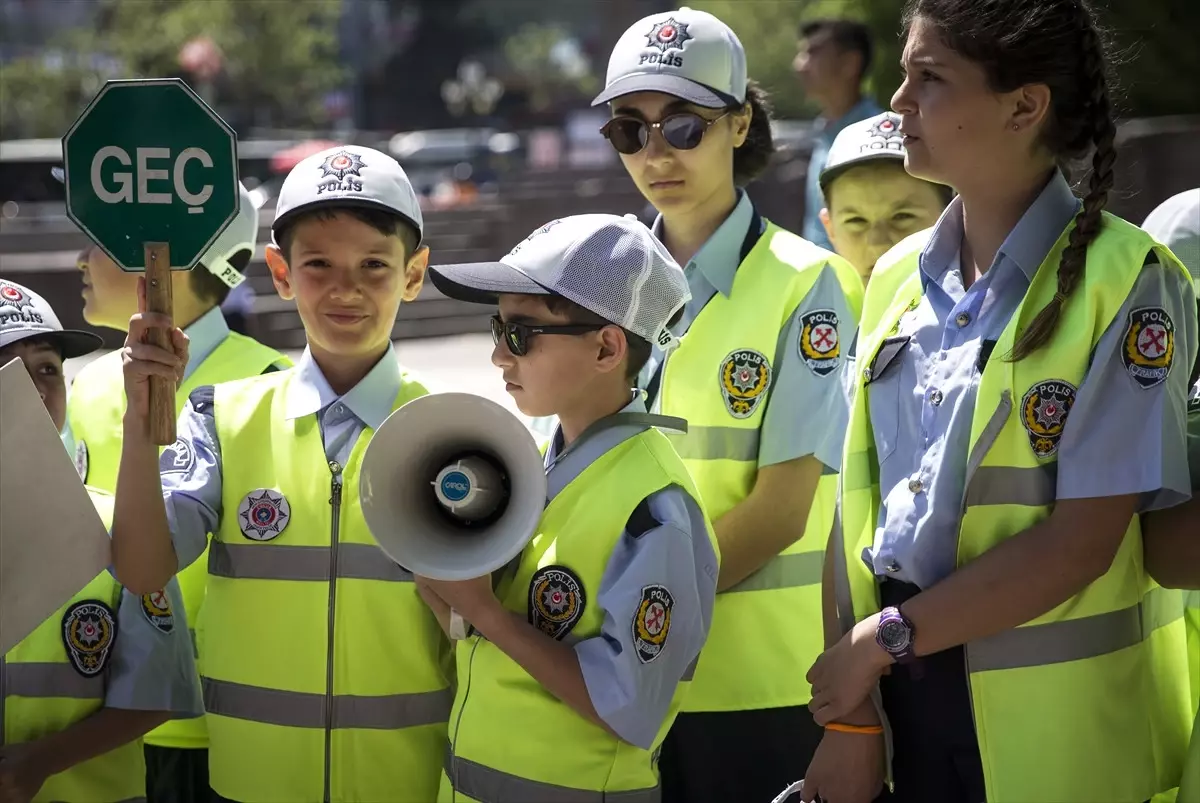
<box><xmin>105</xmin><ymin>580</ymin><xmax>203</xmax><ymax>715</ymax></box>
<box><xmin>545</xmin><ymin>397</ymin><xmax>718</xmax><ymax>750</ymax></box>
<box><xmin>644</xmin><ymin>190</ymin><xmax>855</xmax><ymax>471</ymax></box>
<box><xmin>865</xmin><ymin>170</ymin><xmax>1197</xmax><ymax>589</ymax></box>
<box><xmin>160</xmin><ymin>344</ymin><xmax>403</xmax><ymax>569</ymax></box>
<box><xmin>803</xmin><ymin>96</ymin><xmax>882</xmax><ymax>249</ymax></box>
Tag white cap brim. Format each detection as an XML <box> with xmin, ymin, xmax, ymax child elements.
<box><xmin>591</xmin><ymin>73</ymin><xmax>738</xmax><ymax>109</ymax></box>
<box><xmin>429</xmin><ymin>261</ymin><xmax>551</xmax><ymax>305</ymax></box>
<box><xmin>0</xmin><ymin>327</ymin><xmax>102</xmax><ymax>359</ymax></box>
<box><xmin>819</xmin><ymin>151</ymin><xmax>907</xmax><ymax>192</ymax></box>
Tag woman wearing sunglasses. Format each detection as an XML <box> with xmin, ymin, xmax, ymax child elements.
<box><xmin>590</xmin><ymin>8</ymin><xmax>865</xmax><ymax>803</ymax></box>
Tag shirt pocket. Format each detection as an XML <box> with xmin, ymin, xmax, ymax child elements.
<box><xmin>865</xmin><ymin>335</ymin><xmax>911</xmax><ymax>465</ymax></box>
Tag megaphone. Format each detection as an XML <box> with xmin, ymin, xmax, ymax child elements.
<box><xmin>359</xmin><ymin>392</ymin><xmax>548</xmax><ymax>581</ymax></box>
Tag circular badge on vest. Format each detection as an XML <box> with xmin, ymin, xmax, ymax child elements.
<box><xmin>798</xmin><ymin>309</ymin><xmax>841</xmax><ymax>377</ymax></box>
<box><xmin>528</xmin><ymin>565</ymin><xmax>585</xmax><ymax>641</ymax></box>
<box><xmin>237</xmin><ymin>489</ymin><xmax>291</xmax><ymax>541</ymax></box>
<box><xmin>632</xmin><ymin>584</ymin><xmax>674</xmax><ymax>664</ymax></box>
<box><xmin>140</xmin><ymin>589</ymin><xmax>174</xmax><ymax>633</ymax></box>
<box><xmin>1020</xmin><ymin>379</ymin><xmax>1077</xmax><ymax>459</ymax></box>
<box><xmin>61</xmin><ymin>599</ymin><xmax>117</xmax><ymax>677</ymax></box>
<box><xmin>73</xmin><ymin>438</ymin><xmax>89</xmax><ymax>483</ymax></box>
<box><xmin>1122</xmin><ymin>306</ymin><xmax>1175</xmax><ymax>390</ymax></box>
<box><xmin>718</xmin><ymin>349</ymin><xmax>772</xmax><ymax>419</ymax></box>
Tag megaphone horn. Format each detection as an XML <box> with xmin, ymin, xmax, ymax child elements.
<box><xmin>359</xmin><ymin>392</ymin><xmax>547</xmax><ymax>581</ymax></box>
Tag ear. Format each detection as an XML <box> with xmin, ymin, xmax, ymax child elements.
<box><xmin>819</xmin><ymin>207</ymin><xmax>837</xmax><ymax>247</ymax></box>
<box><xmin>731</xmin><ymin>101</ymin><xmax>752</xmax><ymax>149</ymax></box>
<box><xmin>402</xmin><ymin>245</ymin><xmax>430</xmax><ymax>302</ymax></box>
<box><xmin>265</xmin><ymin>245</ymin><xmax>294</xmax><ymax>301</ymax></box>
<box><xmin>594</xmin><ymin>325</ymin><xmax>629</xmax><ymax>376</ymax></box>
<box><xmin>1009</xmin><ymin>83</ymin><xmax>1052</xmax><ymax>135</ymax></box>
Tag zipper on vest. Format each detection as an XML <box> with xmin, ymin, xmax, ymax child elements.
<box><xmin>323</xmin><ymin>460</ymin><xmax>344</xmax><ymax>803</ymax></box>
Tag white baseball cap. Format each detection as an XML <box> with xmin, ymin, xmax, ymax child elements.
<box><xmin>271</xmin><ymin>145</ymin><xmax>423</xmax><ymax>244</ymax></box>
<box><xmin>591</xmin><ymin>7</ymin><xmax>748</xmax><ymax>109</ymax></box>
<box><xmin>0</xmin><ymin>280</ymin><xmax>102</xmax><ymax>358</ymax></box>
<box><xmin>1142</xmin><ymin>188</ymin><xmax>1200</xmax><ymax>290</ymax></box>
<box><xmin>819</xmin><ymin>112</ymin><xmax>906</xmax><ymax>193</ymax></box>
<box><xmin>429</xmin><ymin>214</ymin><xmax>691</xmax><ymax>347</ymax></box>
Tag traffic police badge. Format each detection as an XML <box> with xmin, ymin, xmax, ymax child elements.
<box><xmin>238</xmin><ymin>488</ymin><xmax>291</xmax><ymax>541</ymax></box>
<box><xmin>718</xmin><ymin>349</ymin><xmax>772</xmax><ymax>419</ymax></box>
<box><xmin>798</xmin><ymin>309</ymin><xmax>841</xmax><ymax>377</ymax></box>
<box><xmin>632</xmin><ymin>585</ymin><xmax>674</xmax><ymax>664</ymax></box>
<box><xmin>61</xmin><ymin>600</ymin><xmax>117</xmax><ymax>677</ymax></box>
<box><xmin>159</xmin><ymin>437</ymin><xmax>197</xmax><ymax>476</ymax></box>
<box><xmin>140</xmin><ymin>588</ymin><xmax>175</xmax><ymax>633</ymax></box>
<box><xmin>528</xmin><ymin>565</ymin><xmax>585</xmax><ymax>641</ymax></box>
<box><xmin>1122</xmin><ymin>306</ymin><xmax>1175</xmax><ymax>389</ymax></box>
<box><xmin>74</xmin><ymin>439</ymin><xmax>89</xmax><ymax>483</ymax></box>
<box><xmin>1020</xmin><ymin>379</ymin><xmax>1077</xmax><ymax>459</ymax></box>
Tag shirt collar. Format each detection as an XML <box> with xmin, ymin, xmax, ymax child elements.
<box><xmin>545</xmin><ymin>393</ymin><xmax>646</xmax><ymax>468</ymax></box>
<box><xmin>182</xmin><ymin>306</ymin><xmax>230</xmax><ymax>380</ymax></box>
<box><xmin>284</xmin><ymin>344</ymin><xmax>403</xmax><ymax>430</ymax></box>
<box><xmin>652</xmin><ymin>190</ymin><xmax>755</xmax><ymax>298</ymax></box>
<box><xmin>919</xmin><ymin>169</ymin><xmax>1081</xmax><ymax>289</ymax></box>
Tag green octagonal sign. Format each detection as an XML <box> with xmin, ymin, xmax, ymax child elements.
<box><xmin>62</xmin><ymin>78</ymin><xmax>239</xmax><ymax>271</ymax></box>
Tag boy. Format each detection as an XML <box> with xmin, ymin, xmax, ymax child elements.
<box><xmin>422</xmin><ymin>213</ymin><xmax>721</xmax><ymax>802</ymax></box>
<box><xmin>819</xmin><ymin>111</ymin><xmax>952</xmax><ymax>283</ymax></box>
<box><xmin>108</xmin><ymin>145</ymin><xmax>453</xmax><ymax>802</ymax></box>
<box><xmin>0</xmin><ymin>280</ymin><xmax>202</xmax><ymax>802</ymax></box>
<box><xmin>62</xmin><ymin>182</ymin><xmax>290</xmax><ymax>802</ymax></box>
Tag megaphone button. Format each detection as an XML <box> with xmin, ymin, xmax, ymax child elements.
<box><xmin>528</xmin><ymin>565</ymin><xmax>586</xmax><ymax>641</ymax></box>
<box><xmin>237</xmin><ymin>488</ymin><xmax>291</xmax><ymax>541</ymax></box>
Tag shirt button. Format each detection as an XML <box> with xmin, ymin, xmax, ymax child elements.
<box><xmin>886</xmin><ymin>559</ymin><xmax>902</xmax><ymax>573</ymax></box>
<box><xmin>862</xmin><ymin>366</ymin><xmax>873</xmax><ymax>381</ymax></box>
<box><xmin>908</xmin><ymin>478</ymin><xmax>924</xmax><ymax>494</ymax></box>
<box><xmin>955</xmin><ymin>312</ymin><xmax>972</xmax><ymax>328</ymax></box>
<box><xmin>930</xmin><ymin>389</ymin><xmax>944</xmax><ymax>406</ymax></box>
<box><xmin>335</xmin><ymin>404</ymin><xmax>345</xmax><ymax>415</ymax></box>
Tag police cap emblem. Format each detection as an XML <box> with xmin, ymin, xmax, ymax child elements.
<box><xmin>528</xmin><ymin>565</ymin><xmax>585</xmax><ymax>641</ymax></box>
<box><xmin>718</xmin><ymin>349</ymin><xmax>772</xmax><ymax>419</ymax></box>
<box><xmin>1020</xmin><ymin>379</ymin><xmax>1077</xmax><ymax>459</ymax></box>
<box><xmin>237</xmin><ymin>488</ymin><xmax>291</xmax><ymax>541</ymax></box>
<box><xmin>632</xmin><ymin>585</ymin><xmax>674</xmax><ymax>664</ymax></box>
<box><xmin>141</xmin><ymin>588</ymin><xmax>175</xmax><ymax>633</ymax></box>
<box><xmin>319</xmin><ymin>150</ymin><xmax>366</xmax><ymax>181</ymax></box>
<box><xmin>61</xmin><ymin>599</ymin><xmax>117</xmax><ymax>677</ymax></box>
<box><xmin>645</xmin><ymin>18</ymin><xmax>693</xmax><ymax>52</ymax></box>
<box><xmin>798</xmin><ymin>309</ymin><xmax>841</xmax><ymax>377</ymax></box>
<box><xmin>1122</xmin><ymin>306</ymin><xmax>1175</xmax><ymax>389</ymax></box>
<box><xmin>0</xmin><ymin>282</ymin><xmax>27</xmax><ymax>309</ymax></box>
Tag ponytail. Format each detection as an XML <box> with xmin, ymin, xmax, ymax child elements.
<box><xmin>732</xmin><ymin>80</ymin><xmax>776</xmax><ymax>187</ymax></box>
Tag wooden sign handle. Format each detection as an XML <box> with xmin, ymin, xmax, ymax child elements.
<box><xmin>143</xmin><ymin>243</ymin><xmax>176</xmax><ymax>446</ymax></box>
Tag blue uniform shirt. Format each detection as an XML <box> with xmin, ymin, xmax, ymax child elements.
<box><xmin>545</xmin><ymin>397</ymin><xmax>719</xmax><ymax>750</ymax></box>
<box><xmin>643</xmin><ymin>190</ymin><xmax>855</xmax><ymax>473</ymax></box>
<box><xmin>866</xmin><ymin>171</ymin><xmax>1197</xmax><ymax>589</ymax></box>
<box><xmin>160</xmin><ymin>344</ymin><xmax>404</xmax><ymax>569</ymax></box>
<box><xmin>803</xmin><ymin>96</ymin><xmax>882</xmax><ymax>250</ymax></box>
<box><xmin>105</xmin><ymin>580</ymin><xmax>203</xmax><ymax>715</ymax></box>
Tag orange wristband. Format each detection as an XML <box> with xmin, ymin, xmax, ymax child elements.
<box><xmin>825</xmin><ymin>722</ymin><xmax>884</xmax><ymax>735</ymax></box>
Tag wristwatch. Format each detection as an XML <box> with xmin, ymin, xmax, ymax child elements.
<box><xmin>876</xmin><ymin>606</ymin><xmax>916</xmax><ymax>664</ymax></box>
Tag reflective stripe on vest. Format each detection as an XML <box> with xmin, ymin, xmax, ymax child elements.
<box><xmin>205</xmin><ymin>371</ymin><xmax>450</xmax><ymax>803</ymax></box>
<box><xmin>445</xmin><ymin>428</ymin><xmax>717</xmax><ymax>801</ymax></box>
<box><xmin>658</xmin><ymin>220</ymin><xmax>863</xmax><ymax>712</ymax></box>
<box><xmin>3</xmin><ymin>662</ymin><xmax>105</xmax><ymax>699</ymax></box>
<box><xmin>837</xmin><ymin>216</ymin><xmax>1194</xmax><ymax>801</ymax></box>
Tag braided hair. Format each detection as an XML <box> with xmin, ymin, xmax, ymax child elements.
<box><xmin>903</xmin><ymin>0</ymin><xmax>1119</xmax><ymax>360</ymax></box>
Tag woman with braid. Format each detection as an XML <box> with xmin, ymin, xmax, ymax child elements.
<box><xmin>787</xmin><ymin>1</ymin><xmax>1198</xmax><ymax>802</ymax></box>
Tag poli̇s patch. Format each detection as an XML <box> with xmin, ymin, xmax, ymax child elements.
<box><xmin>528</xmin><ymin>565</ymin><xmax>585</xmax><ymax>641</ymax></box>
<box><xmin>141</xmin><ymin>588</ymin><xmax>174</xmax><ymax>633</ymax></box>
<box><xmin>61</xmin><ymin>600</ymin><xmax>117</xmax><ymax>677</ymax></box>
<box><xmin>798</xmin><ymin>309</ymin><xmax>841</xmax><ymax>377</ymax></box>
<box><xmin>1020</xmin><ymin>379</ymin><xmax>1077</xmax><ymax>459</ymax></box>
<box><xmin>1122</xmin><ymin>306</ymin><xmax>1175</xmax><ymax>389</ymax></box>
<box><xmin>632</xmin><ymin>585</ymin><xmax>674</xmax><ymax>664</ymax></box>
<box><xmin>237</xmin><ymin>488</ymin><xmax>291</xmax><ymax>541</ymax></box>
<box><xmin>718</xmin><ymin>349</ymin><xmax>772</xmax><ymax>419</ymax></box>
<box><xmin>159</xmin><ymin>437</ymin><xmax>197</xmax><ymax>477</ymax></box>
<box><xmin>74</xmin><ymin>439</ymin><xmax>89</xmax><ymax>483</ymax></box>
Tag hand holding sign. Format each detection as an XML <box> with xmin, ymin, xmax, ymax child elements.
<box><xmin>62</xmin><ymin>78</ymin><xmax>239</xmax><ymax>444</ymax></box>
<box><xmin>121</xmin><ymin>277</ymin><xmax>189</xmax><ymax>423</ymax></box>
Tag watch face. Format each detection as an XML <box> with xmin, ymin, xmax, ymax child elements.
<box><xmin>879</xmin><ymin>619</ymin><xmax>911</xmax><ymax>652</ymax></box>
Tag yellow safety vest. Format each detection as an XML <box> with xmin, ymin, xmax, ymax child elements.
<box><xmin>659</xmin><ymin>219</ymin><xmax>863</xmax><ymax>711</ymax></box>
<box><xmin>836</xmin><ymin>215</ymin><xmax>1193</xmax><ymax>802</ymax></box>
<box><xmin>441</xmin><ymin>427</ymin><xmax>719</xmax><ymax>803</ymax></box>
<box><xmin>2</xmin><ymin>487</ymin><xmax>146</xmax><ymax>803</ymax></box>
<box><xmin>203</xmin><ymin>371</ymin><xmax>452</xmax><ymax>803</ymax></box>
<box><xmin>66</xmin><ymin>333</ymin><xmax>289</xmax><ymax>750</ymax></box>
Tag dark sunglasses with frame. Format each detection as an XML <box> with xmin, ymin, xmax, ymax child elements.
<box><xmin>490</xmin><ymin>315</ymin><xmax>609</xmax><ymax>357</ymax></box>
<box><xmin>600</xmin><ymin>109</ymin><xmax>734</xmax><ymax>155</ymax></box>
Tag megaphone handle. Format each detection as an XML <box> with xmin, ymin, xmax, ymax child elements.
<box><xmin>449</xmin><ymin>610</ymin><xmax>468</xmax><ymax>641</ymax></box>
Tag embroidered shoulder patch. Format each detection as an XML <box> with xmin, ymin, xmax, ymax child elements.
<box><xmin>141</xmin><ymin>589</ymin><xmax>175</xmax><ymax>633</ymax></box>
<box><xmin>632</xmin><ymin>585</ymin><xmax>674</xmax><ymax>664</ymax></box>
<box><xmin>159</xmin><ymin>437</ymin><xmax>196</xmax><ymax>476</ymax></box>
<box><xmin>74</xmin><ymin>439</ymin><xmax>89</xmax><ymax>483</ymax></box>
<box><xmin>528</xmin><ymin>565</ymin><xmax>585</xmax><ymax>640</ymax></box>
<box><xmin>238</xmin><ymin>489</ymin><xmax>291</xmax><ymax>541</ymax></box>
<box><xmin>1020</xmin><ymin>379</ymin><xmax>1077</xmax><ymax>459</ymax></box>
<box><xmin>1122</xmin><ymin>306</ymin><xmax>1175</xmax><ymax>389</ymax></box>
<box><xmin>61</xmin><ymin>600</ymin><xmax>117</xmax><ymax>677</ymax></box>
<box><xmin>798</xmin><ymin>309</ymin><xmax>841</xmax><ymax>376</ymax></box>
<box><xmin>718</xmin><ymin>349</ymin><xmax>772</xmax><ymax>419</ymax></box>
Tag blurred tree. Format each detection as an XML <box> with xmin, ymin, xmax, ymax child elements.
<box><xmin>503</xmin><ymin>22</ymin><xmax>600</xmax><ymax>112</ymax></box>
<box><xmin>0</xmin><ymin>0</ymin><xmax>346</xmax><ymax>139</ymax></box>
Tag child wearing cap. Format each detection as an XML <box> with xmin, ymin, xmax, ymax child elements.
<box><xmin>818</xmin><ymin>112</ymin><xmax>952</xmax><ymax>284</ymax></box>
<box><xmin>61</xmin><ymin>181</ymin><xmax>290</xmax><ymax>803</ymax></box>
<box><xmin>422</xmin><ymin>213</ymin><xmax>720</xmax><ymax>803</ymax></box>
<box><xmin>0</xmin><ymin>280</ymin><xmax>202</xmax><ymax>803</ymax></box>
<box><xmin>108</xmin><ymin>146</ymin><xmax>453</xmax><ymax>803</ymax></box>
<box><xmin>592</xmin><ymin>8</ymin><xmax>864</xmax><ymax>801</ymax></box>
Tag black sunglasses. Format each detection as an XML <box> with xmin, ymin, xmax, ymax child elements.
<box><xmin>490</xmin><ymin>315</ymin><xmax>607</xmax><ymax>357</ymax></box>
<box><xmin>600</xmin><ymin>110</ymin><xmax>732</xmax><ymax>155</ymax></box>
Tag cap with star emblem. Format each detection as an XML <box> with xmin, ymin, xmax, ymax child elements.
<box><xmin>592</xmin><ymin>7</ymin><xmax>747</xmax><ymax>109</ymax></box>
<box><xmin>819</xmin><ymin>112</ymin><xmax>909</xmax><ymax>193</ymax></box>
<box><xmin>0</xmin><ymin>279</ymin><xmax>102</xmax><ymax>358</ymax></box>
